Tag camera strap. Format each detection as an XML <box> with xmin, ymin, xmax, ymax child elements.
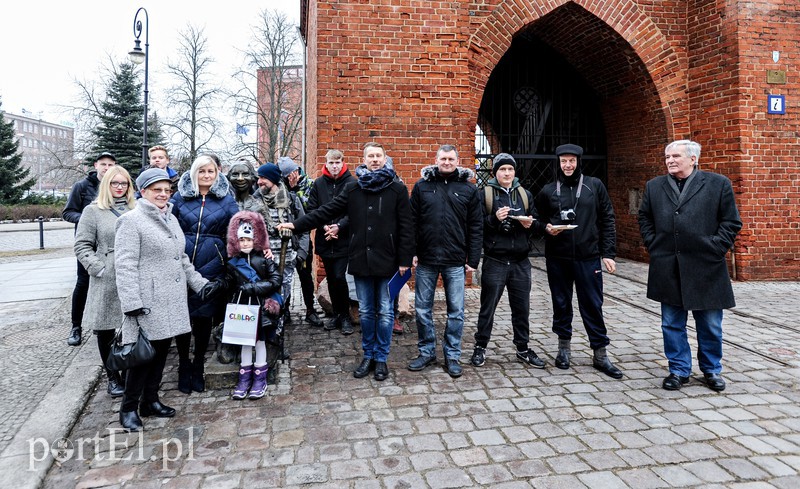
<box><xmin>556</xmin><ymin>174</ymin><xmax>584</xmax><ymax>213</ymax></box>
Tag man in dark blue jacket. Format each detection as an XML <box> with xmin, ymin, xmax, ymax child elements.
<box><xmin>62</xmin><ymin>151</ymin><xmax>116</xmax><ymax>346</ymax></box>
<box><xmin>535</xmin><ymin>144</ymin><xmax>622</xmax><ymax>379</ymax></box>
<box><xmin>278</xmin><ymin>142</ymin><xmax>414</xmax><ymax>382</ymax></box>
<box><xmin>307</xmin><ymin>149</ymin><xmax>355</xmax><ymax>334</ymax></box>
<box><xmin>408</xmin><ymin>145</ymin><xmax>483</xmax><ymax>378</ymax></box>
<box><xmin>472</xmin><ymin>153</ymin><xmax>547</xmax><ymax>369</ymax></box>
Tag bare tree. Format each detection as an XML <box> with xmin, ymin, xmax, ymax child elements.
<box><xmin>231</xmin><ymin>9</ymin><xmax>303</xmax><ymax>164</ymax></box>
<box><xmin>163</xmin><ymin>24</ymin><xmax>222</xmax><ymax>164</ymax></box>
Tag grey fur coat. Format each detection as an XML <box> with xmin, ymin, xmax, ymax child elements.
<box><xmin>115</xmin><ymin>198</ymin><xmax>208</xmax><ymax>343</ymax></box>
<box><xmin>74</xmin><ymin>203</ymin><xmax>131</xmax><ymax>331</ymax></box>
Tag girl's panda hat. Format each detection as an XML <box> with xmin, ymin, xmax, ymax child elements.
<box><xmin>226</xmin><ymin>210</ymin><xmax>268</xmax><ymax>257</ymax></box>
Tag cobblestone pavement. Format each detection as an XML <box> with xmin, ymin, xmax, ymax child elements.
<box><xmin>38</xmin><ymin>258</ymin><xmax>800</xmax><ymax>488</ymax></box>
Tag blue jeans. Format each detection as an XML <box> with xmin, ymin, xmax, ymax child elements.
<box><xmin>414</xmin><ymin>264</ymin><xmax>465</xmax><ymax>360</ymax></box>
<box><xmin>354</xmin><ymin>276</ymin><xmax>394</xmax><ymax>362</ymax></box>
<box><xmin>661</xmin><ymin>304</ymin><xmax>723</xmax><ymax>376</ymax></box>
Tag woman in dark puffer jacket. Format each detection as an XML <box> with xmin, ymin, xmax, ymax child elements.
<box><xmin>170</xmin><ymin>155</ymin><xmax>239</xmax><ymax>393</ymax></box>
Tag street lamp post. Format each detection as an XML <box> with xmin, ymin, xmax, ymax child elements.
<box><xmin>128</xmin><ymin>7</ymin><xmax>149</xmax><ymax>170</ymax></box>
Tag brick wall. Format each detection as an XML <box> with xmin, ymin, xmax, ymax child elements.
<box><xmin>303</xmin><ymin>0</ymin><xmax>800</xmax><ymax>280</ymax></box>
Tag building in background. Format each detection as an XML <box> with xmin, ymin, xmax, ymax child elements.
<box><xmin>256</xmin><ymin>65</ymin><xmax>303</xmax><ymax>167</ymax></box>
<box><xmin>300</xmin><ymin>0</ymin><xmax>800</xmax><ymax>281</ymax></box>
<box><xmin>3</xmin><ymin>111</ymin><xmax>76</xmax><ymax>194</ymax></box>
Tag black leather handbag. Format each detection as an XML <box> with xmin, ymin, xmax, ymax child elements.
<box><xmin>106</xmin><ymin>317</ymin><xmax>155</xmax><ymax>370</ymax></box>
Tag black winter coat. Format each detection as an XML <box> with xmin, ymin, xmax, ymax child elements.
<box><xmin>293</xmin><ymin>179</ymin><xmax>414</xmax><ymax>278</ymax></box>
<box><xmin>63</xmin><ymin>172</ymin><xmax>100</xmax><ymax>225</ymax></box>
<box><xmin>535</xmin><ymin>174</ymin><xmax>616</xmax><ymax>261</ymax></box>
<box><xmin>411</xmin><ymin>166</ymin><xmax>483</xmax><ymax>269</ymax></box>
<box><xmin>171</xmin><ymin>172</ymin><xmax>239</xmax><ymax>317</ymax></box>
<box><xmin>483</xmin><ymin>178</ymin><xmax>542</xmax><ymax>261</ymax></box>
<box><xmin>224</xmin><ymin>253</ymin><xmax>282</xmax><ymax>338</ymax></box>
<box><xmin>638</xmin><ymin>170</ymin><xmax>742</xmax><ymax>310</ymax></box>
<box><xmin>307</xmin><ymin>170</ymin><xmax>354</xmax><ymax>259</ymax></box>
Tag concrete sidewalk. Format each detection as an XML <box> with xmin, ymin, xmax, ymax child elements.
<box><xmin>13</xmin><ymin>256</ymin><xmax>797</xmax><ymax>489</ymax></box>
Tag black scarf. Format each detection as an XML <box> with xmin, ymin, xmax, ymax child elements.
<box><xmin>355</xmin><ymin>165</ymin><xmax>396</xmax><ymax>193</ymax></box>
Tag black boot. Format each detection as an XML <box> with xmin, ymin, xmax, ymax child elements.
<box><xmin>178</xmin><ymin>359</ymin><xmax>192</xmax><ymax>394</ymax></box>
<box><xmin>191</xmin><ymin>361</ymin><xmax>205</xmax><ymax>393</ymax></box>
<box><xmin>106</xmin><ymin>368</ymin><xmax>124</xmax><ymax>398</ymax></box>
<box><xmin>67</xmin><ymin>326</ymin><xmax>82</xmax><ymax>346</ymax></box>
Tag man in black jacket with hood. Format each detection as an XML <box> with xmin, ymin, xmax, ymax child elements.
<box><xmin>62</xmin><ymin>151</ymin><xmax>116</xmax><ymax>346</ymax></box>
<box><xmin>535</xmin><ymin>144</ymin><xmax>622</xmax><ymax>379</ymax></box>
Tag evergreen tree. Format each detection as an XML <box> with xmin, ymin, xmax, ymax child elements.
<box><xmin>148</xmin><ymin>110</ymin><xmax>165</xmax><ymax>148</ymax></box>
<box><xmin>0</xmin><ymin>98</ymin><xmax>35</xmax><ymax>204</ymax></box>
<box><xmin>90</xmin><ymin>62</ymin><xmax>146</xmax><ymax>174</ymax></box>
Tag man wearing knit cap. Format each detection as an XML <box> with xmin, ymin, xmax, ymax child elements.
<box><xmin>534</xmin><ymin>143</ymin><xmax>623</xmax><ymax>379</ymax></box>
<box><xmin>244</xmin><ymin>163</ymin><xmax>309</xmax><ymax>325</ymax></box>
<box><xmin>278</xmin><ymin>156</ymin><xmax>323</xmax><ymax>327</ymax></box>
<box><xmin>471</xmin><ymin>153</ymin><xmax>548</xmax><ymax>369</ymax></box>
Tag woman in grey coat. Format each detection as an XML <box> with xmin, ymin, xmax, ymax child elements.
<box><xmin>74</xmin><ymin>166</ymin><xmax>136</xmax><ymax>398</ymax></box>
<box><xmin>114</xmin><ymin>168</ymin><xmax>219</xmax><ymax>432</ymax></box>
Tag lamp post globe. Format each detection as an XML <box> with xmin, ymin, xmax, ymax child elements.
<box><xmin>129</xmin><ymin>7</ymin><xmax>149</xmax><ymax>170</ymax></box>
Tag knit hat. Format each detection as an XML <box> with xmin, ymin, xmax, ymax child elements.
<box><xmin>492</xmin><ymin>153</ymin><xmax>516</xmax><ymax>175</ymax></box>
<box><xmin>136</xmin><ymin>168</ymin><xmax>170</xmax><ymax>190</ymax></box>
<box><xmin>257</xmin><ymin>163</ymin><xmax>282</xmax><ymax>185</ymax></box>
<box><xmin>277</xmin><ymin>156</ymin><xmax>299</xmax><ymax>177</ymax></box>
<box><xmin>238</xmin><ymin>222</ymin><xmax>254</xmax><ymax>239</ymax></box>
<box><xmin>555</xmin><ymin>144</ymin><xmax>583</xmax><ymax>157</ymax></box>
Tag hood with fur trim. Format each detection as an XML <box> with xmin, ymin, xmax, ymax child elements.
<box><xmin>226</xmin><ymin>210</ymin><xmax>269</xmax><ymax>257</ymax></box>
<box><xmin>419</xmin><ymin>165</ymin><xmax>475</xmax><ymax>182</ymax></box>
<box><xmin>177</xmin><ymin>170</ymin><xmax>232</xmax><ymax>199</ymax></box>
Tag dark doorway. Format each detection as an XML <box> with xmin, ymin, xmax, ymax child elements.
<box><xmin>476</xmin><ymin>34</ymin><xmax>607</xmax><ymax>199</ymax></box>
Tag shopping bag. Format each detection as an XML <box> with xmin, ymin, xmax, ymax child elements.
<box><xmin>222</xmin><ymin>301</ymin><xmax>260</xmax><ymax>346</ymax></box>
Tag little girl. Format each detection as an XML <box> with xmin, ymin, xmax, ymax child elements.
<box><xmin>224</xmin><ymin>211</ymin><xmax>282</xmax><ymax>399</ymax></box>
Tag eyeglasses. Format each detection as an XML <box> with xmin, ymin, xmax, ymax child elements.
<box><xmin>146</xmin><ymin>188</ymin><xmax>172</xmax><ymax>195</ymax></box>
<box><xmin>110</xmin><ymin>182</ymin><xmax>129</xmax><ymax>188</ymax></box>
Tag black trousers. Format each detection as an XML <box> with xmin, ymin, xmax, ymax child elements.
<box><xmin>70</xmin><ymin>260</ymin><xmax>90</xmax><ymax>328</ymax></box>
<box><xmin>95</xmin><ymin>329</ymin><xmax>115</xmax><ymax>371</ymax></box>
<box><xmin>545</xmin><ymin>257</ymin><xmax>609</xmax><ymax>350</ymax></box>
<box><xmin>121</xmin><ymin>337</ymin><xmax>171</xmax><ymax>412</ymax></box>
<box><xmin>474</xmin><ymin>257</ymin><xmax>531</xmax><ymax>351</ymax></box>
<box><xmin>321</xmin><ymin>255</ymin><xmax>350</xmax><ymax>316</ymax></box>
<box><xmin>175</xmin><ymin>316</ymin><xmax>214</xmax><ymax>366</ymax></box>
<box><xmin>296</xmin><ymin>242</ymin><xmax>316</xmax><ymax>310</ymax></box>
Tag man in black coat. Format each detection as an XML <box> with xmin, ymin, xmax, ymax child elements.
<box><xmin>307</xmin><ymin>149</ymin><xmax>355</xmax><ymax>334</ymax></box>
<box><xmin>639</xmin><ymin>139</ymin><xmax>742</xmax><ymax>392</ymax></box>
<box><xmin>408</xmin><ymin>145</ymin><xmax>483</xmax><ymax>378</ymax></box>
<box><xmin>535</xmin><ymin>144</ymin><xmax>623</xmax><ymax>379</ymax></box>
<box><xmin>62</xmin><ymin>151</ymin><xmax>116</xmax><ymax>346</ymax></box>
<box><xmin>278</xmin><ymin>142</ymin><xmax>414</xmax><ymax>382</ymax></box>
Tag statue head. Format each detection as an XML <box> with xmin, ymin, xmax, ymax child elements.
<box><xmin>228</xmin><ymin>161</ymin><xmax>257</xmax><ymax>198</ymax></box>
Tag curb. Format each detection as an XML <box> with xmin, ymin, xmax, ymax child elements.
<box><xmin>0</xmin><ymin>337</ymin><xmax>102</xmax><ymax>489</ymax></box>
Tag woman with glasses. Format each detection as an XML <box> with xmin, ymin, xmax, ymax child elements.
<box><xmin>74</xmin><ymin>166</ymin><xmax>136</xmax><ymax>398</ymax></box>
<box><xmin>170</xmin><ymin>155</ymin><xmax>239</xmax><ymax>393</ymax></box>
<box><xmin>114</xmin><ymin>168</ymin><xmax>219</xmax><ymax>431</ymax></box>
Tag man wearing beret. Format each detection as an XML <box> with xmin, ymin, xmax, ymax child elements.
<box><xmin>244</xmin><ymin>163</ymin><xmax>309</xmax><ymax>324</ymax></box>
<box><xmin>534</xmin><ymin>143</ymin><xmax>623</xmax><ymax>379</ymax></box>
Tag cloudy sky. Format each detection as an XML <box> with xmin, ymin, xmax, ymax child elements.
<box><xmin>0</xmin><ymin>1</ymin><xmax>300</xmax><ymax>125</ymax></box>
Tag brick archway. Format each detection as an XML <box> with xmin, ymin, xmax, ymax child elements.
<box><xmin>467</xmin><ymin>0</ymin><xmax>689</xmax><ymax>259</ymax></box>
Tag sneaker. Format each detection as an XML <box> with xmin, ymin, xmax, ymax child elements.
<box><xmin>306</xmin><ymin>310</ymin><xmax>323</xmax><ymax>327</ymax></box>
<box><xmin>341</xmin><ymin>316</ymin><xmax>354</xmax><ymax>335</ymax></box>
<box><xmin>516</xmin><ymin>349</ymin><xmax>546</xmax><ymax>368</ymax></box>
<box><xmin>392</xmin><ymin>318</ymin><xmax>403</xmax><ymax>335</ymax></box>
<box><xmin>470</xmin><ymin>347</ymin><xmax>486</xmax><ymax>367</ymax></box>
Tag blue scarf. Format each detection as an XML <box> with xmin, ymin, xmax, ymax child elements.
<box><xmin>229</xmin><ymin>256</ymin><xmax>258</xmax><ymax>283</ymax></box>
<box><xmin>355</xmin><ymin>165</ymin><xmax>396</xmax><ymax>193</ymax></box>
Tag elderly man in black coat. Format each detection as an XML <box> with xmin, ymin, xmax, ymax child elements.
<box><xmin>639</xmin><ymin>139</ymin><xmax>742</xmax><ymax>392</ymax></box>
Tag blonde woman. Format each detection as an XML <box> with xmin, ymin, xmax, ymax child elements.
<box><xmin>74</xmin><ymin>166</ymin><xmax>136</xmax><ymax>397</ymax></box>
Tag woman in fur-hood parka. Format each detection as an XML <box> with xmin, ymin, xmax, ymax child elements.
<box><xmin>227</xmin><ymin>210</ymin><xmax>269</xmax><ymax>257</ymax></box>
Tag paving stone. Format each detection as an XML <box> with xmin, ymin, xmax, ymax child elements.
<box><xmin>450</xmin><ymin>447</ymin><xmax>489</xmax><ymax>467</ymax></box>
<box><xmin>201</xmin><ymin>473</ymin><xmax>242</xmax><ymax>489</ymax></box>
<box><xmin>616</xmin><ymin>468</ymin><xmax>670</xmax><ymax>488</ymax></box>
<box><xmin>577</xmin><ymin>470</ymin><xmax>629</xmax><ymax>489</ymax></box>
<box><xmin>371</xmin><ymin>456</ymin><xmax>412</xmax><ymax>475</ymax></box>
<box><xmin>718</xmin><ymin>458</ymin><xmax>771</xmax><ymax>480</ymax></box>
<box><xmin>546</xmin><ymin>454</ymin><xmax>591</xmax><ymax>474</ymax></box>
<box><xmin>467</xmin><ymin>429</ymin><xmax>506</xmax><ymax>446</ymax></box>
<box><xmin>285</xmin><ymin>463</ymin><xmax>328</xmax><ymax>485</ymax></box>
<box><xmin>531</xmin><ymin>475</ymin><xmax>589</xmax><ymax>489</ymax></box>
<box><xmin>383</xmin><ymin>473</ymin><xmax>428</xmax><ymax>489</ymax></box>
<box><xmin>467</xmin><ymin>464</ymin><xmax>514</xmax><ymax>484</ymax></box>
<box><xmin>651</xmin><ymin>466</ymin><xmax>702</xmax><ymax>486</ymax></box>
<box><xmin>330</xmin><ymin>459</ymin><xmax>373</xmax><ymax>480</ymax></box>
<box><xmin>424</xmin><ymin>467</ymin><xmax>473</xmax><ymax>488</ymax></box>
<box><xmin>682</xmin><ymin>461</ymin><xmax>735</xmax><ymax>483</ymax></box>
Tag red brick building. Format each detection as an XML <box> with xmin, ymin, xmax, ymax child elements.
<box><xmin>301</xmin><ymin>0</ymin><xmax>800</xmax><ymax>280</ymax></box>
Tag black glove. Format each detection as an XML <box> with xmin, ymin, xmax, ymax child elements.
<box><xmin>124</xmin><ymin>307</ymin><xmax>148</xmax><ymax>317</ymax></box>
<box><xmin>239</xmin><ymin>282</ymin><xmax>258</xmax><ymax>296</ymax></box>
<box><xmin>200</xmin><ymin>280</ymin><xmax>223</xmax><ymax>301</ymax></box>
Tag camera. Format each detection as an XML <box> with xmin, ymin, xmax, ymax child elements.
<box><xmin>500</xmin><ymin>218</ymin><xmax>514</xmax><ymax>233</ymax></box>
<box><xmin>560</xmin><ymin>209</ymin><xmax>576</xmax><ymax>221</ymax></box>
